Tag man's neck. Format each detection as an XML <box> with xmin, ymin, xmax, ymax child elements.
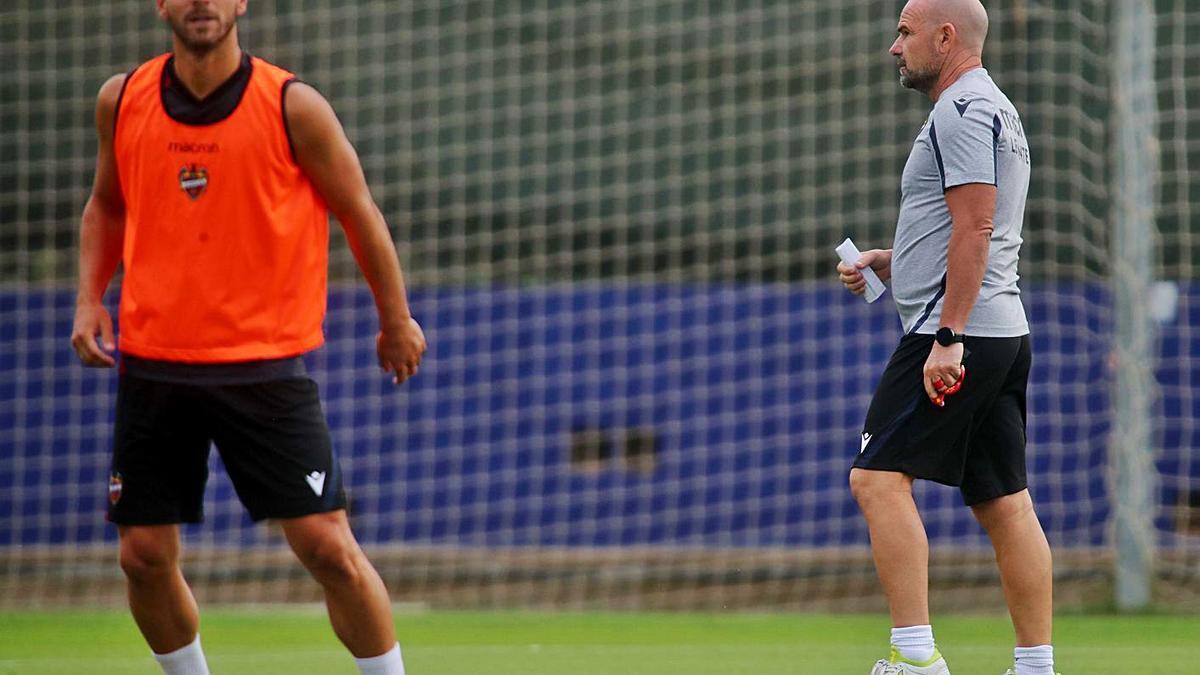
<box><xmin>927</xmin><ymin>55</ymin><xmax>983</xmax><ymax>102</ymax></box>
<box><xmin>171</xmin><ymin>33</ymin><xmax>242</xmax><ymax>100</ymax></box>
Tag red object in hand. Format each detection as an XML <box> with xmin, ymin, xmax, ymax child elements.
<box><xmin>932</xmin><ymin>366</ymin><xmax>966</xmax><ymax>407</ymax></box>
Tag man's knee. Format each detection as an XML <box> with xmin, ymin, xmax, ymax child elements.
<box><xmin>849</xmin><ymin>468</ymin><xmax>910</xmax><ymax>507</ymax></box>
<box><xmin>285</xmin><ymin>516</ymin><xmax>365</xmax><ymax>586</ymax></box>
<box><xmin>303</xmin><ymin>538</ymin><xmax>363</xmax><ymax>584</ymax></box>
<box><xmin>118</xmin><ymin>526</ymin><xmax>179</xmax><ymax>584</ymax></box>
<box><xmin>971</xmin><ymin>489</ymin><xmax>1034</xmax><ymax>530</ymax></box>
<box><xmin>848</xmin><ymin>468</ymin><xmax>873</xmax><ymax>503</ymax></box>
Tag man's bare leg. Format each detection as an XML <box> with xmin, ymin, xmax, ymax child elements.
<box><xmin>119</xmin><ymin>525</ymin><xmax>200</xmax><ymax>653</ymax></box>
<box><xmin>850</xmin><ymin>468</ymin><xmax>930</xmax><ymax>627</ymax></box>
<box><xmin>280</xmin><ymin>510</ymin><xmax>396</xmax><ymax>658</ymax></box>
<box><xmin>971</xmin><ymin>489</ymin><xmax>1053</xmax><ymax>646</ymax></box>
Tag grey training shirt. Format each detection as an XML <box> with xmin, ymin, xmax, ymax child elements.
<box><xmin>890</xmin><ymin>68</ymin><xmax>1031</xmax><ymax>337</ymax></box>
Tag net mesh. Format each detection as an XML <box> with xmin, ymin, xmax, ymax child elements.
<box><xmin>1</xmin><ymin>0</ymin><xmax>1197</xmax><ymax>610</ymax></box>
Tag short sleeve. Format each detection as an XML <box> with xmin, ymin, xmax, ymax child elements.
<box><xmin>928</xmin><ymin>94</ymin><xmax>1000</xmax><ymax>190</ymax></box>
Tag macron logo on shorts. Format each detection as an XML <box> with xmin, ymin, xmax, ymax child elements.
<box><xmin>860</xmin><ymin>432</ymin><xmax>872</xmax><ymax>454</ymax></box>
<box><xmin>305</xmin><ymin>471</ymin><xmax>326</xmax><ymax>496</ymax></box>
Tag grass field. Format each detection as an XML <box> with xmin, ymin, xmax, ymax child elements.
<box><xmin>1</xmin><ymin>608</ymin><xmax>1197</xmax><ymax>674</ymax></box>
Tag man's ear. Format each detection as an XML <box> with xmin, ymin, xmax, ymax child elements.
<box><xmin>937</xmin><ymin>23</ymin><xmax>956</xmax><ymax>54</ymax></box>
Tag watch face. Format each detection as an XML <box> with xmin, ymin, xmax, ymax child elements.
<box><xmin>936</xmin><ymin>327</ymin><xmax>954</xmax><ymax>346</ymax></box>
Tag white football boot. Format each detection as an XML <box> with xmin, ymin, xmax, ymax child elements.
<box><xmin>869</xmin><ymin>646</ymin><xmax>951</xmax><ymax>674</ymax></box>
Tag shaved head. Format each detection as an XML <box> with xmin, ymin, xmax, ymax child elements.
<box><xmin>927</xmin><ymin>0</ymin><xmax>989</xmax><ymax>52</ymax></box>
<box><xmin>903</xmin><ymin>0</ymin><xmax>989</xmax><ymax>53</ymax></box>
<box><xmin>890</xmin><ymin>0</ymin><xmax>989</xmax><ymax>97</ymax></box>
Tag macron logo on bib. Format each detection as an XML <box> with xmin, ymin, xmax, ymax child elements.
<box><xmin>305</xmin><ymin>471</ymin><xmax>326</xmax><ymax>496</ymax></box>
<box><xmin>860</xmin><ymin>433</ymin><xmax>872</xmax><ymax>454</ymax></box>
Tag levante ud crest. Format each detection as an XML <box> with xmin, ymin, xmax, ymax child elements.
<box><xmin>108</xmin><ymin>472</ymin><xmax>123</xmax><ymax>505</ymax></box>
<box><xmin>179</xmin><ymin>164</ymin><xmax>209</xmax><ymax>199</ymax></box>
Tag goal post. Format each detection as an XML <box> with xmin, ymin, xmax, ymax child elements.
<box><xmin>1109</xmin><ymin>0</ymin><xmax>1158</xmax><ymax>612</ymax></box>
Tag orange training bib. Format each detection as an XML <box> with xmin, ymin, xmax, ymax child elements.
<box><xmin>113</xmin><ymin>53</ymin><xmax>328</xmax><ymax>362</ymax></box>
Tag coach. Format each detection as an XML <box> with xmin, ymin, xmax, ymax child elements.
<box><xmin>836</xmin><ymin>1</ymin><xmax>1055</xmax><ymax>674</ymax></box>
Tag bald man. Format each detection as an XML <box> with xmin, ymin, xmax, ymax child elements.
<box><xmin>837</xmin><ymin>2</ymin><xmax>1056</xmax><ymax>675</ymax></box>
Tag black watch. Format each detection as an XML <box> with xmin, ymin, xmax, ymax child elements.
<box><xmin>935</xmin><ymin>326</ymin><xmax>964</xmax><ymax>347</ymax></box>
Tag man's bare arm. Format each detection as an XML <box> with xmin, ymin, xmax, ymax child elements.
<box><xmin>920</xmin><ymin>181</ymin><xmax>996</xmax><ymax>402</ymax></box>
<box><xmin>71</xmin><ymin>73</ymin><xmax>128</xmax><ymax>368</ymax></box>
<box><xmin>285</xmin><ymin>81</ymin><xmax>425</xmax><ymax>383</ymax></box>
<box><xmin>940</xmin><ymin>182</ymin><xmax>997</xmax><ymax>333</ymax></box>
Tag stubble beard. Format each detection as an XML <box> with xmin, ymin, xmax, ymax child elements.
<box><xmin>899</xmin><ymin>62</ymin><xmax>939</xmax><ymax>95</ymax></box>
<box><xmin>170</xmin><ymin>15</ymin><xmax>236</xmax><ymax>56</ymax></box>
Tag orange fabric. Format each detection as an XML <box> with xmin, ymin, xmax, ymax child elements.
<box><xmin>113</xmin><ymin>53</ymin><xmax>328</xmax><ymax>362</ymax></box>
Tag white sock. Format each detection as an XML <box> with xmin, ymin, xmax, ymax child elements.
<box><xmin>1014</xmin><ymin>644</ymin><xmax>1055</xmax><ymax>675</ymax></box>
<box><xmin>152</xmin><ymin>634</ymin><xmax>210</xmax><ymax>675</ymax></box>
<box><xmin>355</xmin><ymin>643</ymin><xmax>405</xmax><ymax>675</ymax></box>
<box><xmin>891</xmin><ymin>624</ymin><xmax>936</xmax><ymax>663</ymax></box>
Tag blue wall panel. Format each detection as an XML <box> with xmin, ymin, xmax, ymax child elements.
<box><xmin>1</xmin><ymin>283</ymin><xmax>1189</xmax><ymax>549</ymax></box>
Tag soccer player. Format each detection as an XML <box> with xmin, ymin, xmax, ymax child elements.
<box><xmin>836</xmin><ymin>1</ymin><xmax>1056</xmax><ymax>674</ymax></box>
<box><xmin>70</xmin><ymin>1</ymin><xmax>425</xmax><ymax>673</ymax></box>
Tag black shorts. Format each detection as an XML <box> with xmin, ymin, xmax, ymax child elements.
<box><xmin>108</xmin><ymin>372</ymin><xmax>347</xmax><ymax>525</ymax></box>
<box><xmin>853</xmin><ymin>333</ymin><xmax>1031</xmax><ymax>505</ymax></box>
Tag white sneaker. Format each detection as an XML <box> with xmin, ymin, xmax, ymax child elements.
<box><xmin>870</xmin><ymin>646</ymin><xmax>950</xmax><ymax>674</ymax></box>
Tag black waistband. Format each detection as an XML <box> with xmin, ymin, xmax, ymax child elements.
<box><xmin>120</xmin><ymin>353</ymin><xmax>308</xmax><ymax>385</ymax></box>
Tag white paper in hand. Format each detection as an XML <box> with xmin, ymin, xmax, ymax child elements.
<box><xmin>836</xmin><ymin>238</ymin><xmax>886</xmax><ymax>304</ymax></box>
